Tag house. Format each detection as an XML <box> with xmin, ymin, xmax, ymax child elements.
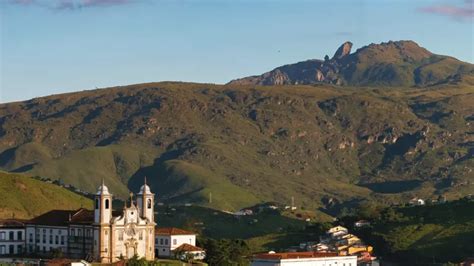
<box><xmin>173</xmin><ymin>243</ymin><xmax>206</xmax><ymax>261</ymax></box>
<box><xmin>155</xmin><ymin>227</ymin><xmax>203</xmax><ymax>259</ymax></box>
<box><xmin>0</xmin><ymin>219</ymin><xmax>26</xmax><ymax>256</ymax></box>
<box><xmin>409</xmin><ymin>198</ymin><xmax>425</xmax><ymax>206</ymax></box>
<box><xmin>354</xmin><ymin>220</ymin><xmax>371</xmax><ymax>228</ymax></box>
<box><xmin>326</xmin><ymin>226</ymin><xmax>348</xmax><ymax>238</ymax></box>
<box><xmin>24</xmin><ymin>180</ymin><xmax>156</xmax><ymax>263</ymax></box>
<box><xmin>251</xmin><ymin>251</ymin><xmax>357</xmax><ymax>266</ymax></box>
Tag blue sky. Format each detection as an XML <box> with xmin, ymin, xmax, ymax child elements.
<box><xmin>1</xmin><ymin>0</ymin><xmax>473</xmax><ymax>103</ymax></box>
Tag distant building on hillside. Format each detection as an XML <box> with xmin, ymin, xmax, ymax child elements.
<box><xmin>251</xmin><ymin>251</ymin><xmax>357</xmax><ymax>266</ymax></box>
<box><xmin>409</xmin><ymin>198</ymin><xmax>425</xmax><ymax>206</ymax></box>
<box><xmin>354</xmin><ymin>220</ymin><xmax>371</xmax><ymax>228</ymax></box>
<box><xmin>0</xmin><ymin>219</ymin><xmax>26</xmax><ymax>256</ymax></box>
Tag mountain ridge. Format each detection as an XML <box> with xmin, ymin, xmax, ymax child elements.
<box><xmin>228</xmin><ymin>40</ymin><xmax>474</xmax><ymax>87</ymax></box>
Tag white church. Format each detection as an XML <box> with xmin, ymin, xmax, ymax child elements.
<box><xmin>93</xmin><ymin>180</ymin><xmax>156</xmax><ymax>263</ymax></box>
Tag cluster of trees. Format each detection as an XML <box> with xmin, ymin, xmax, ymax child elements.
<box><xmin>199</xmin><ymin>238</ymin><xmax>251</xmax><ymax>266</ymax></box>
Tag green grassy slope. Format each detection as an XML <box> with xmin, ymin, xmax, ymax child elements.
<box><xmin>364</xmin><ymin>199</ymin><xmax>474</xmax><ymax>263</ymax></box>
<box><xmin>0</xmin><ymin>81</ymin><xmax>472</xmax><ymax>214</ymax></box>
<box><xmin>0</xmin><ymin>171</ymin><xmax>93</xmax><ymax>219</ymax></box>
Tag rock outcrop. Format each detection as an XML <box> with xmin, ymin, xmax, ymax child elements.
<box><xmin>332</xmin><ymin>41</ymin><xmax>352</xmax><ymax>60</ymax></box>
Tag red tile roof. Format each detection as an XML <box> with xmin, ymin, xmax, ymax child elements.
<box><xmin>155</xmin><ymin>227</ymin><xmax>196</xmax><ymax>236</ymax></box>
<box><xmin>27</xmin><ymin>208</ymin><xmax>94</xmax><ymax>226</ymax></box>
<box><xmin>254</xmin><ymin>251</ymin><xmax>340</xmax><ymax>260</ymax></box>
<box><xmin>0</xmin><ymin>219</ymin><xmax>26</xmax><ymax>228</ymax></box>
<box><xmin>174</xmin><ymin>243</ymin><xmax>204</xmax><ymax>252</ymax></box>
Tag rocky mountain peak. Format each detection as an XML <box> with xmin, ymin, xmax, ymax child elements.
<box><xmin>332</xmin><ymin>41</ymin><xmax>353</xmax><ymax>60</ymax></box>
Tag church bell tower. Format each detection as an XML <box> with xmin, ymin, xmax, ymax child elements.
<box><xmin>94</xmin><ymin>180</ymin><xmax>112</xmax><ymax>263</ymax></box>
<box><xmin>137</xmin><ymin>177</ymin><xmax>154</xmax><ymax>223</ymax></box>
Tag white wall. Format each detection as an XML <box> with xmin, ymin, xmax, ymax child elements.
<box><xmin>25</xmin><ymin>225</ymin><xmax>69</xmax><ymax>254</ymax></box>
<box><xmin>0</xmin><ymin>228</ymin><xmax>25</xmax><ymax>255</ymax></box>
<box><xmin>251</xmin><ymin>256</ymin><xmax>357</xmax><ymax>266</ymax></box>
<box><xmin>154</xmin><ymin>234</ymin><xmax>196</xmax><ymax>258</ymax></box>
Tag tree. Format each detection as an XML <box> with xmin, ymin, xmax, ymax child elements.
<box><xmin>201</xmin><ymin>238</ymin><xmax>251</xmax><ymax>266</ymax></box>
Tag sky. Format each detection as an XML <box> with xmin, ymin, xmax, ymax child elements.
<box><xmin>0</xmin><ymin>0</ymin><xmax>473</xmax><ymax>103</ymax></box>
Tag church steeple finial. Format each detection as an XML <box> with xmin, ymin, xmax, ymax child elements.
<box><xmin>129</xmin><ymin>192</ymin><xmax>134</xmax><ymax>207</ymax></box>
<box><xmin>144</xmin><ymin>176</ymin><xmax>147</xmax><ymax>185</ymax></box>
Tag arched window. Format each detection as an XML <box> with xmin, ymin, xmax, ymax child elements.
<box><xmin>95</xmin><ymin>199</ymin><xmax>99</xmax><ymax>209</ymax></box>
<box><xmin>105</xmin><ymin>199</ymin><xmax>110</xmax><ymax>209</ymax></box>
<box><xmin>147</xmin><ymin>199</ymin><xmax>152</xmax><ymax>209</ymax></box>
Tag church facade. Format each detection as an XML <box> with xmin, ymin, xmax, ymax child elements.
<box><xmin>93</xmin><ymin>180</ymin><xmax>155</xmax><ymax>263</ymax></box>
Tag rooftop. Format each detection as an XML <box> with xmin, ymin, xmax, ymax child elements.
<box><xmin>155</xmin><ymin>227</ymin><xmax>196</xmax><ymax>236</ymax></box>
<box><xmin>0</xmin><ymin>219</ymin><xmax>27</xmax><ymax>228</ymax></box>
<box><xmin>253</xmin><ymin>251</ymin><xmax>341</xmax><ymax>260</ymax></box>
<box><xmin>174</xmin><ymin>243</ymin><xmax>204</xmax><ymax>252</ymax></box>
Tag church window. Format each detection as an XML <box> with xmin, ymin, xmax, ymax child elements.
<box><xmin>95</xmin><ymin>199</ymin><xmax>99</xmax><ymax>209</ymax></box>
<box><xmin>147</xmin><ymin>199</ymin><xmax>151</xmax><ymax>209</ymax></box>
<box><xmin>105</xmin><ymin>199</ymin><xmax>110</xmax><ymax>209</ymax></box>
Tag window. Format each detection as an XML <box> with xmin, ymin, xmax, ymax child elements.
<box><xmin>78</xmin><ymin>229</ymin><xmax>82</xmax><ymax>236</ymax></box>
<box><xmin>49</xmin><ymin>235</ymin><xmax>52</xmax><ymax>244</ymax></box>
<box><xmin>0</xmin><ymin>232</ymin><xmax>5</xmax><ymax>240</ymax></box>
<box><xmin>29</xmin><ymin>246</ymin><xmax>33</xmax><ymax>253</ymax></box>
<box><xmin>147</xmin><ymin>199</ymin><xmax>151</xmax><ymax>209</ymax></box>
<box><xmin>49</xmin><ymin>229</ymin><xmax>53</xmax><ymax>234</ymax></box>
<box><xmin>29</xmin><ymin>233</ymin><xmax>33</xmax><ymax>243</ymax></box>
<box><xmin>55</xmin><ymin>236</ymin><xmax>59</xmax><ymax>245</ymax></box>
<box><xmin>58</xmin><ymin>230</ymin><xmax>62</xmax><ymax>235</ymax></box>
<box><xmin>35</xmin><ymin>234</ymin><xmax>39</xmax><ymax>243</ymax></box>
<box><xmin>160</xmin><ymin>239</ymin><xmax>163</xmax><ymax>245</ymax></box>
<box><xmin>0</xmin><ymin>245</ymin><xmax>5</xmax><ymax>255</ymax></box>
<box><xmin>173</xmin><ymin>239</ymin><xmax>177</xmax><ymax>245</ymax></box>
<box><xmin>17</xmin><ymin>245</ymin><xmax>22</xmax><ymax>254</ymax></box>
<box><xmin>118</xmin><ymin>231</ymin><xmax>123</xmax><ymax>241</ymax></box>
<box><xmin>105</xmin><ymin>199</ymin><xmax>110</xmax><ymax>209</ymax></box>
<box><xmin>9</xmin><ymin>245</ymin><xmax>14</xmax><ymax>254</ymax></box>
<box><xmin>61</xmin><ymin>236</ymin><xmax>65</xmax><ymax>245</ymax></box>
<box><xmin>42</xmin><ymin>234</ymin><xmax>46</xmax><ymax>243</ymax></box>
<box><xmin>17</xmin><ymin>231</ymin><xmax>22</xmax><ymax>240</ymax></box>
<box><xmin>43</xmin><ymin>247</ymin><xmax>45</xmax><ymax>252</ymax></box>
<box><xmin>71</xmin><ymin>229</ymin><xmax>75</xmax><ymax>236</ymax></box>
<box><xmin>165</xmin><ymin>239</ymin><xmax>168</xmax><ymax>245</ymax></box>
<box><xmin>95</xmin><ymin>199</ymin><xmax>99</xmax><ymax>209</ymax></box>
<box><xmin>9</xmin><ymin>232</ymin><xmax>14</xmax><ymax>240</ymax></box>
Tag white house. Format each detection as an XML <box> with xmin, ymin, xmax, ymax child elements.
<box><xmin>155</xmin><ymin>227</ymin><xmax>203</xmax><ymax>259</ymax></box>
<box><xmin>0</xmin><ymin>219</ymin><xmax>26</xmax><ymax>256</ymax></box>
<box><xmin>251</xmin><ymin>251</ymin><xmax>357</xmax><ymax>266</ymax></box>
<box><xmin>326</xmin><ymin>226</ymin><xmax>348</xmax><ymax>239</ymax></box>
